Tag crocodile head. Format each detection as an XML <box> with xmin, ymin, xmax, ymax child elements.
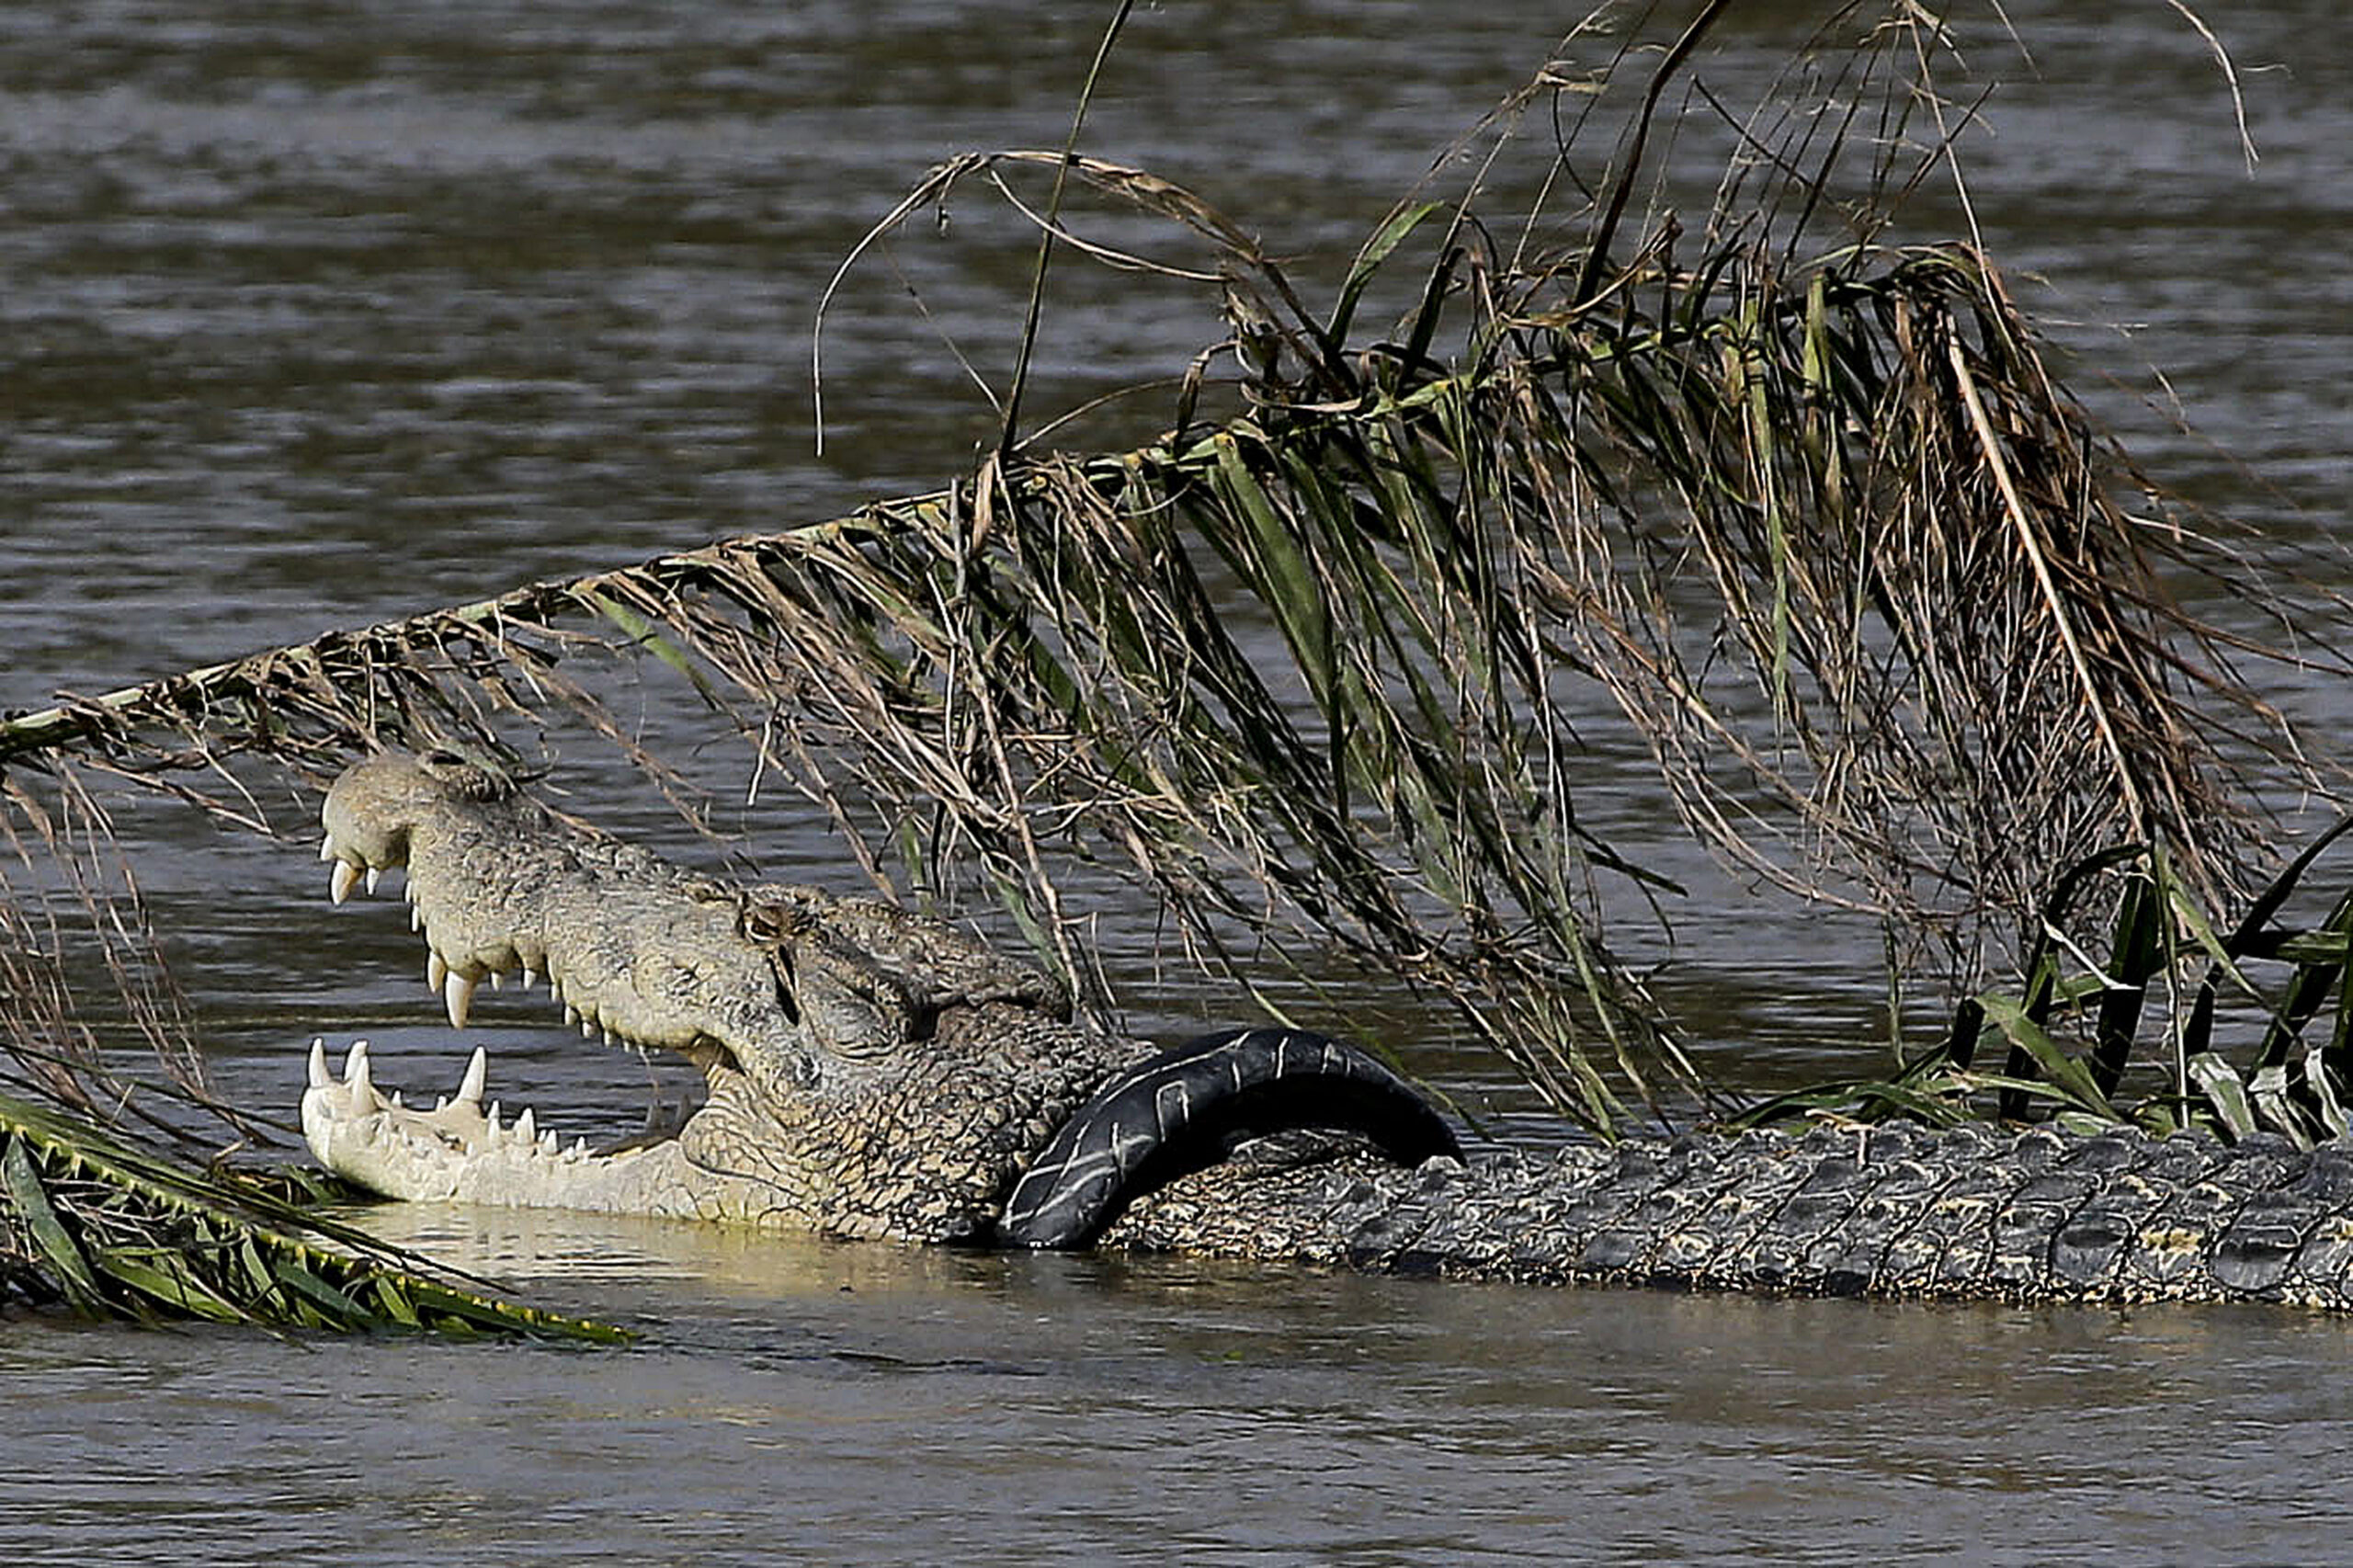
<box><xmin>302</xmin><ymin>749</ymin><xmax>1137</xmax><ymax>1242</ymax></box>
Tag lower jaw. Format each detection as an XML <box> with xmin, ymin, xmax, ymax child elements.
<box><xmin>301</xmin><ymin>1037</ymin><xmax>712</xmax><ymax>1220</ymax></box>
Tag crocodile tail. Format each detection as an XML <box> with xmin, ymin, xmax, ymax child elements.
<box><xmin>995</xmin><ymin>1027</ymin><xmax>1461</xmax><ymax>1250</ymax></box>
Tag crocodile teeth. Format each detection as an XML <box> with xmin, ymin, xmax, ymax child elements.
<box><xmin>410</xmin><ymin>903</ymin><xmax>425</xmax><ymax>932</ymax></box>
<box><xmin>318</xmin><ymin>837</ymin><xmax>335</xmax><ymax>864</ymax></box>
<box><xmin>365</xmin><ymin>867</ymin><xmax>381</xmax><ymax>896</ymax></box>
<box><xmin>456</xmin><ymin>1045</ymin><xmax>487</xmax><ymax>1108</ymax></box>
<box><xmin>343</xmin><ymin>1039</ymin><xmax>372</xmax><ymax>1096</ymax></box>
<box><xmin>307</xmin><ymin>1038</ymin><xmax>331</xmax><ymax>1090</ymax></box>
<box><xmin>329</xmin><ymin>859</ymin><xmax>360</xmax><ymax>905</ymax></box>
<box><xmin>563</xmin><ymin>1005</ymin><xmax>580</xmax><ymax>1028</ymax></box>
<box><xmin>580</xmin><ymin>1020</ymin><xmax>596</xmax><ymax>1040</ymax></box>
<box><xmin>427</xmin><ymin>950</ymin><xmax>449</xmax><ymax>992</ymax></box>
<box><xmin>487</xmin><ymin>971</ymin><xmax>502</xmax><ymax>992</ymax></box>
<box><xmin>515</xmin><ymin>1108</ymin><xmax>536</xmax><ymax>1144</ymax></box>
<box><xmin>444</xmin><ymin>971</ymin><xmax>477</xmax><ymax>1031</ymax></box>
<box><xmin>519</xmin><ymin>966</ymin><xmax>539</xmax><ymax>991</ymax></box>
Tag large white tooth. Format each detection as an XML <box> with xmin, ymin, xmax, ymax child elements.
<box><xmin>365</xmin><ymin>867</ymin><xmax>381</xmax><ymax>896</ymax></box>
<box><xmin>515</xmin><ymin>1108</ymin><xmax>536</xmax><ymax>1144</ymax></box>
<box><xmin>410</xmin><ymin>903</ymin><xmax>425</xmax><ymax>931</ymax></box>
<box><xmin>563</xmin><ymin>1005</ymin><xmax>580</xmax><ymax>1027</ymax></box>
<box><xmin>580</xmin><ymin>1020</ymin><xmax>596</xmax><ymax>1040</ymax></box>
<box><xmin>307</xmin><ymin>1039</ymin><xmax>330</xmax><ymax>1090</ymax></box>
<box><xmin>456</xmin><ymin>1046</ymin><xmax>487</xmax><ymax>1108</ymax></box>
<box><xmin>564</xmin><ymin>1138</ymin><xmax>587</xmax><ymax>1159</ymax></box>
<box><xmin>444</xmin><ymin>971</ymin><xmax>477</xmax><ymax>1031</ymax></box>
<box><xmin>485</xmin><ymin>1100</ymin><xmax>504</xmax><ymax>1139</ymax></box>
<box><xmin>488</xmin><ymin>971</ymin><xmax>503</xmax><ymax>992</ymax></box>
<box><xmin>329</xmin><ymin>859</ymin><xmax>360</xmax><ymax>904</ymax></box>
<box><xmin>388</xmin><ymin>1089</ymin><xmax>404</xmax><ymax>1108</ymax></box>
<box><xmin>519</xmin><ymin>965</ymin><xmax>540</xmax><ymax>991</ymax></box>
<box><xmin>344</xmin><ymin>1039</ymin><xmax>372</xmax><ymax>1096</ymax></box>
<box><xmin>601</xmin><ymin>1028</ymin><xmax>615</xmax><ymax>1047</ymax></box>
<box><xmin>539</xmin><ymin>1129</ymin><xmax>558</xmax><ymax>1154</ymax></box>
<box><xmin>319</xmin><ymin>837</ymin><xmax>336</xmax><ymax>863</ymax></box>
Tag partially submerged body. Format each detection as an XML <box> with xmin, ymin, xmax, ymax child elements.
<box><xmin>305</xmin><ymin>751</ymin><xmax>2353</xmax><ymax>1307</ymax></box>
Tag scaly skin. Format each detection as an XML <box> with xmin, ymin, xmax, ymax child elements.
<box><xmin>1097</xmin><ymin>1121</ymin><xmax>2353</xmax><ymax>1308</ymax></box>
<box><xmin>305</xmin><ymin>751</ymin><xmax>2353</xmax><ymax>1307</ymax></box>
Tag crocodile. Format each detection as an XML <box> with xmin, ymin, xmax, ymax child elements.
<box><xmin>302</xmin><ymin>749</ymin><xmax>2353</xmax><ymax>1308</ymax></box>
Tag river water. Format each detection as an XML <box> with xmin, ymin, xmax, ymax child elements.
<box><xmin>4</xmin><ymin>2</ymin><xmax>2350</xmax><ymax>1562</ymax></box>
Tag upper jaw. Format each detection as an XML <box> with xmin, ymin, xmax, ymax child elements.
<box><xmin>317</xmin><ymin>834</ymin><xmax>569</xmax><ymax>1038</ymax></box>
<box><xmin>317</xmin><ymin>783</ymin><xmax>735</xmax><ymax>1069</ymax></box>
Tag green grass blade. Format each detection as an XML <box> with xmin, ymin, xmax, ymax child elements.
<box><xmin>2090</xmin><ymin>873</ymin><xmax>2164</xmax><ymax>1096</ymax></box>
<box><xmin>3</xmin><ymin>1134</ymin><xmax>105</xmax><ymax>1310</ymax></box>
<box><xmin>272</xmin><ymin>1257</ymin><xmax>370</xmax><ymax>1328</ymax></box>
<box><xmin>1978</xmin><ymin>991</ymin><xmax>2119</xmax><ymax>1119</ymax></box>
<box><xmin>1328</xmin><ymin>199</ymin><xmax>1443</xmax><ymax>346</ymax></box>
<box><xmin>90</xmin><ymin>1251</ymin><xmax>251</xmax><ymax>1325</ymax></box>
<box><xmin>576</xmin><ymin>588</ymin><xmax>722</xmax><ymax>710</ymax></box>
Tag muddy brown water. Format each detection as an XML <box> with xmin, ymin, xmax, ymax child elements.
<box><xmin>4</xmin><ymin>3</ymin><xmax>2351</xmax><ymax>1562</ymax></box>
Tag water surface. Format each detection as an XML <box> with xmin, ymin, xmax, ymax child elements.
<box><xmin>10</xmin><ymin>1204</ymin><xmax>2353</xmax><ymax>1567</ymax></box>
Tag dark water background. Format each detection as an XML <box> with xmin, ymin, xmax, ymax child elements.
<box><xmin>3</xmin><ymin>2</ymin><xmax>2350</xmax><ymax>1562</ymax></box>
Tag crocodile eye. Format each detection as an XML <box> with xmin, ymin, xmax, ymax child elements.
<box><xmin>422</xmin><ymin>747</ymin><xmax>464</xmax><ymax>768</ymax></box>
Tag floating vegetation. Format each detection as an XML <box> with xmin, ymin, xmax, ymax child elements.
<box><xmin>0</xmin><ymin>1085</ymin><xmax>629</xmax><ymax>1340</ymax></box>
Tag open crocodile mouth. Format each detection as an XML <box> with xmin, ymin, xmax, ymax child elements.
<box><xmin>301</xmin><ymin>824</ymin><xmax>737</xmax><ymax>1204</ymax></box>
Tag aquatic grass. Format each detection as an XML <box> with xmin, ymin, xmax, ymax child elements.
<box><xmin>0</xmin><ymin>230</ymin><xmax>2318</xmax><ymax>1137</ymax></box>
<box><xmin>1737</xmin><ymin>824</ymin><xmax>2353</xmax><ymax>1142</ymax></box>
